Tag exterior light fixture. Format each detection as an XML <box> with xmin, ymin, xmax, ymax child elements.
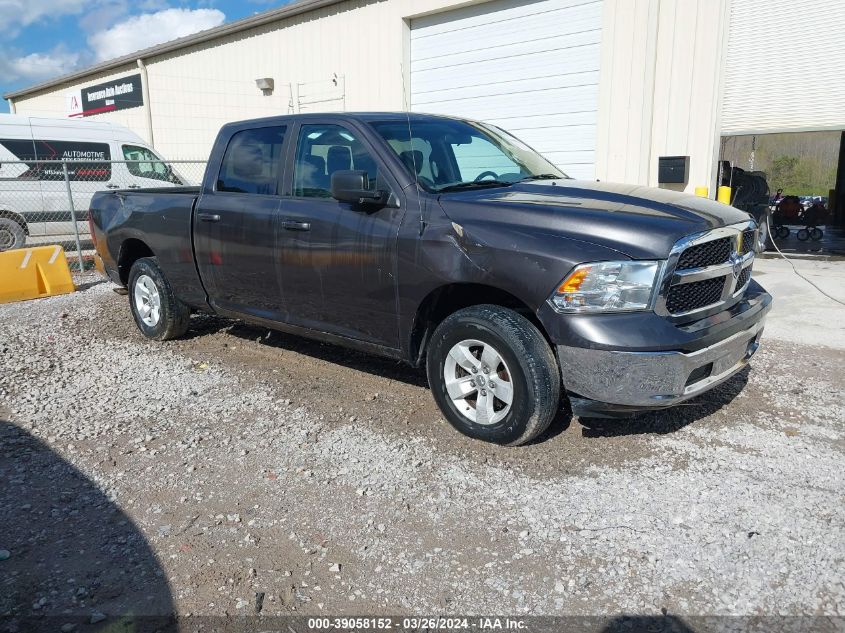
<box><xmin>255</xmin><ymin>78</ymin><xmax>274</xmax><ymax>96</ymax></box>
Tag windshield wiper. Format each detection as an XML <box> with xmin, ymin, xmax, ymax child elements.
<box><xmin>436</xmin><ymin>180</ymin><xmax>514</xmax><ymax>193</ymax></box>
<box><xmin>519</xmin><ymin>173</ymin><xmax>561</xmax><ymax>181</ymax></box>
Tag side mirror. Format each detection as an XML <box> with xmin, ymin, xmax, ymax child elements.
<box><xmin>330</xmin><ymin>170</ymin><xmax>383</xmax><ymax>204</ymax></box>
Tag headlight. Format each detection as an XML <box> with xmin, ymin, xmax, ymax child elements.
<box><xmin>549</xmin><ymin>260</ymin><xmax>661</xmax><ymax>313</ymax></box>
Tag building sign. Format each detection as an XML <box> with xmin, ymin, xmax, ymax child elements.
<box><xmin>66</xmin><ymin>93</ymin><xmax>82</xmax><ymax>117</ymax></box>
<box><xmin>67</xmin><ymin>73</ymin><xmax>143</xmax><ymax>118</ymax></box>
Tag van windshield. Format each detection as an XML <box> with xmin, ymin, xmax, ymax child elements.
<box><xmin>370</xmin><ymin>119</ymin><xmax>566</xmax><ymax>193</ymax></box>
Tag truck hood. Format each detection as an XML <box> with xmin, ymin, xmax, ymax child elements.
<box><xmin>437</xmin><ymin>179</ymin><xmax>752</xmax><ymax>259</ymax></box>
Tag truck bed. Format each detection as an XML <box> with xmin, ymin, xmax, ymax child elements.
<box><xmin>90</xmin><ymin>186</ymin><xmax>206</xmax><ymax>306</ymax></box>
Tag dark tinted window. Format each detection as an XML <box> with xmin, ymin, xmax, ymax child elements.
<box><xmin>35</xmin><ymin>140</ymin><xmax>111</xmax><ymax>182</ymax></box>
<box><xmin>217</xmin><ymin>126</ymin><xmax>286</xmax><ymax>195</ymax></box>
<box><xmin>292</xmin><ymin>124</ymin><xmax>378</xmax><ymax>198</ymax></box>
<box><xmin>0</xmin><ymin>139</ymin><xmax>37</xmax><ymax>161</ymax></box>
<box><xmin>0</xmin><ymin>139</ymin><xmax>111</xmax><ymax>181</ymax></box>
<box><xmin>0</xmin><ymin>139</ymin><xmax>38</xmax><ymax>180</ymax></box>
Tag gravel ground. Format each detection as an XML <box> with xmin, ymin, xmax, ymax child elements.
<box><xmin>1</xmin><ymin>268</ymin><xmax>843</xmax><ymax>627</ymax></box>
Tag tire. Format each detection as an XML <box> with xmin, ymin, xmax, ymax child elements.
<box><xmin>810</xmin><ymin>227</ymin><xmax>823</xmax><ymax>241</ymax></box>
<box><xmin>776</xmin><ymin>226</ymin><xmax>790</xmax><ymax>239</ymax></box>
<box><xmin>0</xmin><ymin>217</ymin><xmax>26</xmax><ymax>251</ymax></box>
<box><xmin>758</xmin><ymin>220</ymin><xmax>770</xmax><ymax>251</ymax></box>
<box><xmin>426</xmin><ymin>304</ymin><xmax>560</xmax><ymax>446</ymax></box>
<box><xmin>127</xmin><ymin>257</ymin><xmax>190</xmax><ymax>341</ymax></box>
<box><xmin>797</xmin><ymin>228</ymin><xmax>809</xmax><ymax>241</ymax></box>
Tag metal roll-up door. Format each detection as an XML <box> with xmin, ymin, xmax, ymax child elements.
<box><xmin>410</xmin><ymin>0</ymin><xmax>603</xmax><ymax>179</ymax></box>
<box><xmin>722</xmin><ymin>0</ymin><xmax>845</xmax><ymax>135</ymax></box>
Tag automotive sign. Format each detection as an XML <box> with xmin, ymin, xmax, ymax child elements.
<box><xmin>67</xmin><ymin>73</ymin><xmax>143</xmax><ymax>118</ymax></box>
<box><xmin>0</xmin><ymin>139</ymin><xmax>111</xmax><ymax>181</ymax></box>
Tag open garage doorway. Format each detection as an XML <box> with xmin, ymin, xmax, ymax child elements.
<box><xmin>719</xmin><ymin>130</ymin><xmax>844</xmax><ymax>254</ymax></box>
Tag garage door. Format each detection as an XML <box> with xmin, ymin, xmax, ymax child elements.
<box><xmin>410</xmin><ymin>0</ymin><xmax>603</xmax><ymax>179</ymax></box>
<box><xmin>722</xmin><ymin>0</ymin><xmax>845</xmax><ymax>135</ymax></box>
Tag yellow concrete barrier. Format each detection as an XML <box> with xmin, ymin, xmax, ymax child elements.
<box><xmin>0</xmin><ymin>245</ymin><xmax>75</xmax><ymax>304</ymax></box>
<box><xmin>695</xmin><ymin>186</ymin><xmax>709</xmax><ymax>198</ymax></box>
<box><xmin>717</xmin><ymin>186</ymin><xmax>732</xmax><ymax>204</ymax></box>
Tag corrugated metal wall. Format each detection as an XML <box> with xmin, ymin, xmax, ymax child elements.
<box><xmin>722</xmin><ymin>0</ymin><xmax>845</xmax><ymax>135</ymax></box>
<box><xmin>595</xmin><ymin>0</ymin><xmax>730</xmax><ymax>193</ymax></box>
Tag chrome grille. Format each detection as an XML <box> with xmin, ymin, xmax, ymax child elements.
<box><xmin>665</xmin><ymin>276</ymin><xmax>727</xmax><ymax>314</ymax></box>
<box><xmin>656</xmin><ymin>221</ymin><xmax>757</xmax><ymax>320</ymax></box>
<box><xmin>736</xmin><ymin>265</ymin><xmax>751</xmax><ymax>290</ymax></box>
<box><xmin>676</xmin><ymin>237</ymin><xmax>732</xmax><ymax>270</ymax></box>
<box><xmin>738</xmin><ymin>229</ymin><xmax>756</xmax><ymax>256</ymax></box>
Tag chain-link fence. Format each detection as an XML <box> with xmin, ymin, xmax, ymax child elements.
<box><xmin>0</xmin><ymin>160</ymin><xmax>207</xmax><ymax>270</ymax></box>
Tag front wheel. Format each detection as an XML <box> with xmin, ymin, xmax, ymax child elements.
<box><xmin>128</xmin><ymin>257</ymin><xmax>190</xmax><ymax>340</ymax></box>
<box><xmin>426</xmin><ymin>305</ymin><xmax>561</xmax><ymax>446</ymax></box>
<box><xmin>810</xmin><ymin>227</ymin><xmax>823</xmax><ymax>241</ymax></box>
<box><xmin>797</xmin><ymin>228</ymin><xmax>810</xmax><ymax>241</ymax></box>
<box><xmin>0</xmin><ymin>217</ymin><xmax>26</xmax><ymax>251</ymax></box>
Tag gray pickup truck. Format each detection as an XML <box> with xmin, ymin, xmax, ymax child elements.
<box><xmin>90</xmin><ymin>113</ymin><xmax>771</xmax><ymax>445</ymax></box>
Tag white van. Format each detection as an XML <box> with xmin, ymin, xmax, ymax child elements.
<box><xmin>0</xmin><ymin>115</ymin><xmax>184</xmax><ymax>251</ymax></box>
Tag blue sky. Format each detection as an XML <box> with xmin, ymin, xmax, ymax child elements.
<box><xmin>1</xmin><ymin>0</ymin><xmax>292</xmax><ymax>110</ymax></box>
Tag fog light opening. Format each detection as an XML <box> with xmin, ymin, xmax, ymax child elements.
<box><xmin>685</xmin><ymin>362</ymin><xmax>713</xmax><ymax>387</ymax></box>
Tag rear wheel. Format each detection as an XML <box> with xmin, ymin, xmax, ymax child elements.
<box><xmin>0</xmin><ymin>217</ymin><xmax>26</xmax><ymax>251</ymax></box>
<box><xmin>426</xmin><ymin>305</ymin><xmax>560</xmax><ymax>446</ymax></box>
<box><xmin>128</xmin><ymin>257</ymin><xmax>190</xmax><ymax>340</ymax></box>
<box><xmin>797</xmin><ymin>228</ymin><xmax>809</xmax><ymax>241</ymax></box>
<box><xmin>810</xmin><ymin>227</ymin><xmax>823</xmax><ymax>241</ymax></box>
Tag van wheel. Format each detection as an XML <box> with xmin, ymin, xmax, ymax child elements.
<box><xmin>0</xmin><ymin>217</ymin><xmax>26</xmax><ymax>251</ymax></box>
<box><xmin>426</xmin><ymin>305</ymin><xmax>560</xmax><ymax>446</ymax></box>
<box><xmin>128</xmin><ymin>257</ymin><xmax>190</xmax><ymax>340</ymax></box>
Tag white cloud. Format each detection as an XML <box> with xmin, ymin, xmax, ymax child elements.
<box><xmin>0</xmin><ymin>0</ymin><xmax>89</xmax><ymax>33</ymax></box>
<box><xmin>87</xmin><ymin>8</ymin><xmax>225</xmax><ymax>62</ymax></box>
<box><xmin>0</xmin><ymin>48</ymin><xmax>81</xmax><ymax>83</ymax></box>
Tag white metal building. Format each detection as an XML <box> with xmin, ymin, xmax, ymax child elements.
<box><xmin>5</xmin><ymin>0</ymin><xmax>845</xmax><ymax>196</ymax></box>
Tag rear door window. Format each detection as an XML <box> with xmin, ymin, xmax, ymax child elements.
<box><xmin>216</xmin><ymin>126</ymin><xmax>286</xmax><ymax>195</ymax></box>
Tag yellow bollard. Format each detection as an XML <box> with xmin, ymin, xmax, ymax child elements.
<box><xmin>694</xmin><ymin>186</ymin><xmax>709</xmax><ymax>198</ymax></box>
<box><xmin>0</xmin><ymin>245</ymin><xmax>75</xmax><ymax>304</ymax></box>
<box><xmin>717</xmin><ymin>186</ymin><xmax>732</xmax><ymax>204</ymax></box>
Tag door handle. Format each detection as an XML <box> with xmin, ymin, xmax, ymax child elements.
<box><xmin>282</xmin><ymin>220</ymin><xmax>311</xmax><ymax>231</ymax></box>
<box><xmin>106</xmin><ymin>184</ymin><xmax>120</xmax><ymax>189</ymax></box>
<box><xmin>198</xmin><ymin>213</ymin><xmax>221</xmax><ymax>222</ymax></box>
<box><xmin>128</xmin><ymin>184</ymin><xmax>141</xmax><ymax>189</ymax></box>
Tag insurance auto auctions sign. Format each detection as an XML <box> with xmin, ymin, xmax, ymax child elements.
<box><xmin>66</xmin><ymin>73</ymin><xmax>143</xmax><ymax>118</ymax></box>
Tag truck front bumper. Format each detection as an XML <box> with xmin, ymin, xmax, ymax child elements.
<box><xmin>555</xmin><ymin>289</ymin><xmax>771</xmax><ymax>417</ymax></box>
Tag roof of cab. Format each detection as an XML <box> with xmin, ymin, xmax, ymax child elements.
<box><xmin>218</xmin><ymin>111</ymin><xmax>469</xmax><ymax>130</ymax></box>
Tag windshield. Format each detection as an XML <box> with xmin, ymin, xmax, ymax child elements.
<box><xmin>370</xmin><ymin>118</ymin><xmax>567</xmax><ymax>193</ymax></box>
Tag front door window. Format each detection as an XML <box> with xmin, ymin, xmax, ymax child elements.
<box><xmin>292</xmin><ymin>124</ymin><xmax>379</xmax><ymax>198</ymax></box>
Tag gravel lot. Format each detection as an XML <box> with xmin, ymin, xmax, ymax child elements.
<box><xmin>1</xmin><ymin>259</ymin><xmax>843</xmax><ymax>628</ymax></box>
